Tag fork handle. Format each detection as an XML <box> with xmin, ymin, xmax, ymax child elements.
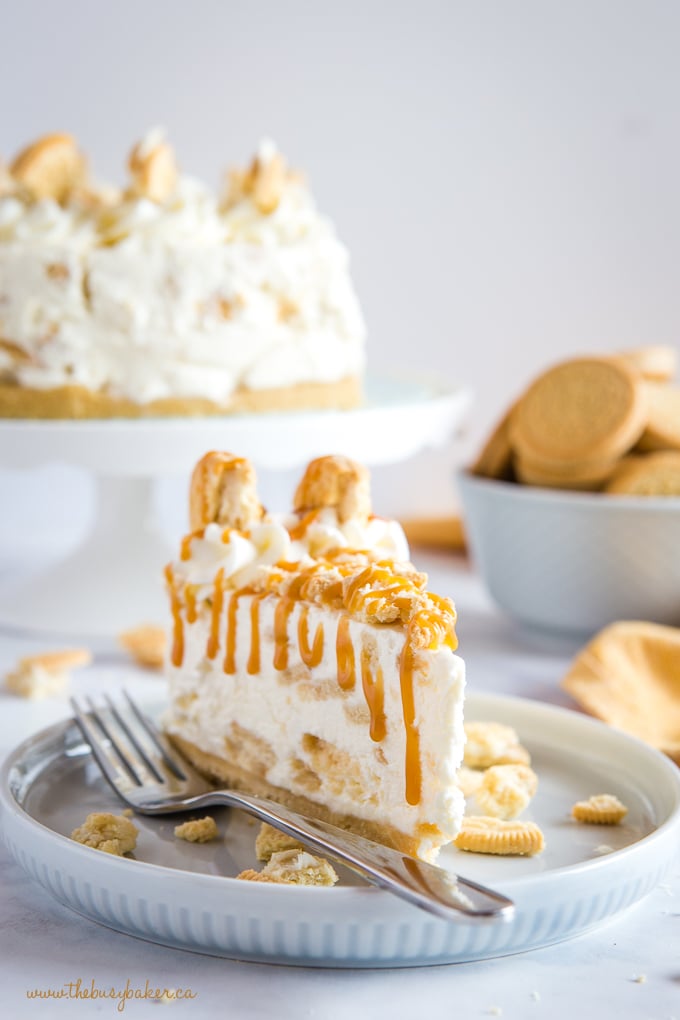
<box><xmin>180</xmin><ymin>790</ymin><xmax>514</xmax><ymax>923</ymax></box>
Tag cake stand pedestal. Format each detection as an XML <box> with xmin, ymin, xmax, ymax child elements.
<box><xmin>0</xmin><ymin>377</ymin><xmax>471</xmax><ymax>637</ymax></box>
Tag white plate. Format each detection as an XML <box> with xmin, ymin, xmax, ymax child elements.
<box><xmin>2</xmin><ymin>693</ymin><xmax>679</xmax><ymax>968</ymax></box>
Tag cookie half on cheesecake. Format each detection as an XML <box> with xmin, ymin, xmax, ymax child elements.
<box><xmin>163</xmin><ymin>453</ymin><xmax>466</xmax><ymax>861</ymax></box>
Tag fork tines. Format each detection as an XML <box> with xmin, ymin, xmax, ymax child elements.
<box><xmin>70</xmin><ymin>692</ymin><xmax>186</xmax><ymax>798</ymax></box>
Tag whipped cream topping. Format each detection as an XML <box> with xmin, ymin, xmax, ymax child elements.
<box><xmin>174</xmin><ymin>508</ymin><xmax>410</xmax><ymax>595</ymax></box>
<box><xmin>0</xmin><ymin>138</ymin><xmax>365</xmax><ymax>403</ymax></box>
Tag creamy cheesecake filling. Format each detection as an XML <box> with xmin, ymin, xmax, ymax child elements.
<box><xmin>165</xmin><ymin>596</ymin><xmax>465</xmax><ymax>851</ymax></box>
<box><xmin>0</xmin><ymin>135</ymin><xmax>365</xmax><ymax>406</ymax></box>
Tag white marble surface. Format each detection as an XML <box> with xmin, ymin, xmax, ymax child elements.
<box><xmin>0</xmin><ymin>551</ymin><xmax>678</xmax><ymax>1020</ymax></box>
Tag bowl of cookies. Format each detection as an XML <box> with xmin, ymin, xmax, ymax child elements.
<box><xmin>459</xmin><ymin>346</ymin><xmax>680</xmax><ymax>635</ymax></box>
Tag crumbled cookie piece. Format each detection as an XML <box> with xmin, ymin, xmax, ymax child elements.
<box><xmin>189</xmin><ymin>451</ymin><xmax>264</xmax><ymax>531</ymax></box>
<box><xmin>71</xmin><ymin>812</ymin><xmax>138</xmax><ymax>856</ymax></box>
<box><xmin>10</xmin><ymin>133</ymin><xmax>87</xmax><ymax>202</ymax></box>
<box><xmin>457</xmin><ymin>765</ymin><xmax>485</xmax><ymax>798</ymax></box>
<box><xmin>174</xmin><ymin>816</ymin><xmax>219</xmax><ymax>843</ymax></box>
<box><xmin>475</xmin><ymin>764</ymin><xmax>538</xmax><ymax>820</ymax></box>
<box><xmin>128</xmin><ymin>129</ymin><xmax>178</xmax><ymax>203</ymax></box>
<box><xmin>294</xmin><ymin>455</ymin><xmax>371</xmax><ymax>524</ymax></box>
<box><xmin>463</xmin><ymin>721</ymin><xmax>531</xmax><ymax>769</ymax></box>
<box><xmin>255</xmin><ymin>822</ymin><xmax>304</xmax><ymax>861</ymax></box>
<box><xmin>237</xmin><ymin>849</ymin><xmax>339</xmax><ymax>886</ymax></box>
<box><xmin>455</xmin><ymin>816</ymin><xmax>545</xmax><ymax>856</ymax></box>
<box><xmin>118</xmin><ymin>625</ymin><xmax>167</xmax><ymax>669</ymax></box>
<box><xmin>236</xmin><ymin>869</ymin><xmax>277</xmax><ymax>883</ymax></box>
<box><xmin>571</xmin><ymin>794</ymin><xmax>628</xmax><ymax>825</ymax></box>
<box><xmin>5</xmin><ymin>648</ymin><xmax>91</xmax><ymax>699</ymax></box>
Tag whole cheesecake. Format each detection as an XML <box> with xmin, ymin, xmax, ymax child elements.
<box><xmin>163</xmin><ymin>452</ymin><xmax>466</xmax><ymax>862</ymax></box>
<box><xmin>0</xmin><ymin>132</ymin><xmax>365</xmax><ymax>418</ymax></box>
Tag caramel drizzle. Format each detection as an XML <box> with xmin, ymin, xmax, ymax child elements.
<box><xmin>224</xmin><ymin>589</ymin><xmax>245</xmax><ymax>675</ymax></box>
<box><xmin>274</xmin><ymin>597</ymin><xmax>296</xmax><ymax>671</ymax></box>
<box><xmin>360</xmin><ymin>644</ymin><xmax>386</xmax><ymax>742</ymax></box>
<box><xmin>247</xmin><ymin>593</ymin><xmax>268</xmax><ymax>675</ymax></box>
<box><xmin>206</xmin><ymin>568</ymin><xmax>225</xmax><ymax>660</ymax></box>
<box><xmin>298</xmin><ymin>604</ymin><xmax>324</xmax><ymax>668</ymax></box>
<box><xmin>185</xmin><ymin>584</ymin><xmax>198</xmax><ymax>624</ymax></box>
<box><xmin>288</xmin><ymin>508</ymin><xmax>322</xmax><ymax>540</ymax></box>
<box><xmin>164</xmin><ymin>565</ymin><xmax>184</xmax><ymax>667</ymax></box>
<box><xmin>399</xmin><ymin>636</ymin><xmax>421</xmax><ymax>806</ymax></box>
<box><xmin>336</xmin><ymin>615</ymin><xmax>356</xmax><ymax>691</ymax></box>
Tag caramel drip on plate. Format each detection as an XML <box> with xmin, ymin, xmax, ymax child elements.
<box><xmin>164</xmin><ymin>565</ymin><xmax>184</xmax><ymax>667</ymax></box>
<box><xmin>399</xmin><ymin>636</ymin><xmax>421</xmax><ymax>805</ymax></box>
<box><xmin>360</xmin><ymin>643</ymin><xmax>386</xmax><ymax>742</ymax></box>
<box><xmin>336</xmin><ymin>615</ymin><xmax>356</xmax><ymax>691</ymax></box>
<box><xmin>247</xmin><ymin>593</ymin><xmax>268</xmax><ymax>675</ymax></box>
<box><xmin>298</xmin><ymin>604</ymin><xmax>324</xmax><ymax>668</ymax></box>
<box><xmin>206</xmin><ymin>568</ymin><xmax>225</xmax><ymax>660</ymax></box>
<box><xmin>185</xmin><ymin>584</ymin><xmax>198</xmax><ymax>624</ymax></box>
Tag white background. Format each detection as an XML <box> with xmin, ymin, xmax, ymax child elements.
<box><xmin>1</xmin><ymin>0</ymin><xmax>679</xmax><ymax>543</ymax></box>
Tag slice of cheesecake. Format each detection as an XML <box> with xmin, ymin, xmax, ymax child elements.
<box><xmin>163</xmin><ymin>453</ymin><xmax>466</xmax><ymax>861</ymax></box>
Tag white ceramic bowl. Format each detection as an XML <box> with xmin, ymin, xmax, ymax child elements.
<box><xmin>458</xmin><ymin>471</ymin><xmax>680</xmax><ymax>635</ymax></box>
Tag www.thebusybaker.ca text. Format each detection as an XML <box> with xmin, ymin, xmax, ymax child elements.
<box><xmin>26</xmin><ymin>977</ymin><xmax>197</xmax><ymax>1011</ymax></box>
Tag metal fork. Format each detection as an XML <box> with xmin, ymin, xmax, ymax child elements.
<box><xmin>70</xmin><ymin>692</ymin><xmax>514</xmax><ymax>924</ymax></box>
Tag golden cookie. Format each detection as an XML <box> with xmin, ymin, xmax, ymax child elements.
<box><xmin>509</xmin><ymin>358</ymin><xmax>646</xmax><ymax>468</ymax></box>
<box><xmin>603</xmin><ymin>451</ymin><xmax>680</xmax><ymax>495</ymax></box>
<box><xmin>636</xmin><ymin>383</ymin><xmax>680</xmax><ymax>453</ymax></box>
<box><xmin>189</xmin><ymin>451</ymin><xmax>264</xmax><ymax>531</ymax></box>
<box><xmin>571</xmin><ymin>794</ymin><xmax>628</xmax><ymax>825</ymax></box>
<box><xmin>614</xmin><ymin>346</ymin><xmax>678</xmax><ymax>383</ymax></box>
<box><xmin>513</xmin><ymin>452</ymin><xmax>618</xmax><ymax>491</ymax></box>
<box><xmin>562</xmin><ymin>620</ymin><xmax>680</xmax><ymax>762</ymax></box>
<box><xmin>470</xmin><ymin>404</ymin><xmax>516</xmax><ymax>480</ymax></box>
<box><xmin>475</xmin><ymin>764</ymin><xmax>538</xmax><ymax>820</ymax></box>
<box><xmin>294</xmin><ymin>455</ymin><xmax>371</xmax><ymax>523</ymax></box>
<box><xmin>454</xmin><ymin>816</ymin><xmax>545</xmax><ymax>856</ymax></box>
<box><xmin>463</xmin><ymin>721</ymin><xmax>531</xmax><ymax>769</ymax></box>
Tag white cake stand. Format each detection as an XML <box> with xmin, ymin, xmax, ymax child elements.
<box><xmin>0</xmin><ymin>377</ymin><xmax>471</xmax><ymax>637</ymax></box>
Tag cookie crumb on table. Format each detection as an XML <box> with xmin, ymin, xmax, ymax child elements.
<box><xmin>5</xmin><ymin>648</ymin><xmax>91</xmax><ymax>699</ymax></box>
<box><xmin>118</xmin><ymin>625</ymin><xmax>167</xmax><ymax>669</ymax></box>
